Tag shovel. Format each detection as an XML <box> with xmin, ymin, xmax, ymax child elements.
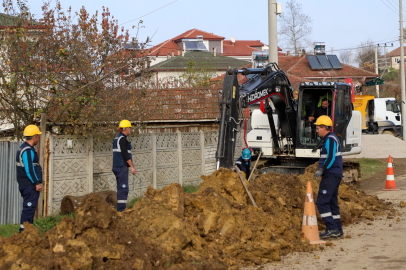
<box><xmin>247</xmin><ymin>151</ymin><xmax>262</xmax><ymax>183</ymax></box>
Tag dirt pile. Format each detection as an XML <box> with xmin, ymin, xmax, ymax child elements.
<box><xmin>0</xmin><ymin>164</ymin><xmax>392</xmax><ymax>269</ymax></box>
<box><xmin>0</xmin><ymin>194</ymin><xmax>168</xmax><ymax>270</ymax></box>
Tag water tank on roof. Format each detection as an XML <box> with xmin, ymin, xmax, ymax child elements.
<box><xmin>313</xmin><ymin>42</ymin><xmax>326</xmax><ymax>55</ymax></box>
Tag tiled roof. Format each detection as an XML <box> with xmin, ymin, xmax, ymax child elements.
<box><xmin>148</xmin><ymin>29</ymin><xmax>225</xmax><ymax>57</ymax></box>
<box><xmin>172</xmin><ymin>28</ymin><xmax>225</xmax><ymax>42</ymax></box>
<box><xmin>148</xmin><ymin>39</ymin><xmax>180</xmax><ymax>57</ymax></box>
<box><xmin>222</xmin><ymin>40</ymin><xmax>282</xmax><ymax>56</ymax></box>
<box><xmin>223</xmin><ymin>40</ymin><xmax>262</xmax><ymax>56</ymax></box>
<box><xmin>151</xmin><ymin>51</ymin><xmax>249</xmax><ymax>71</ymax></box>
<box><xmin>386</xmin><ymin>46</ymin><xmax>406</xmax><ymax>57</ymax></box>
<box><xmin>278</xmin><ymin>56</ymin><xmax>378</xmax><ymax>78</ymax></box>
<box><xmin>144</xmin><ymin>87</ymin><xmax>219</xmax><ymax>121</ymax></box>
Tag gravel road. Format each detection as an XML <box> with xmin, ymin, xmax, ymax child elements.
<box><xmin>346</xmin><ymin>134</ymin><xmax>406</xmax><ymax>159</ymax></box>
<box><xmin>242</xmin><ymin>163</ymin><xmax>406</xmax><ymax>270</ymax></box>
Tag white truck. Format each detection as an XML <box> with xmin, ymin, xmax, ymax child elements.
<box><xmin>357</xmin><ymin>96</ymin><xmax>402</xmax><ymax>137</ymax></box>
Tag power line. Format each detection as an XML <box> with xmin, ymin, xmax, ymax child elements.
<box><xmin>380</xmin><ymin>0</ymin><xmax>400</xmax><ymax>16</ymax></box>
<box><xmin>387</xmin><ymin>0</ymin><xmax>400</xmax><ymax>13</ymax></box>
<box><xmin>334</xmin><ymin>38</ymin><xmax>399</xmax><ymax>52</ymax></box>
<box><xmin>389</xmin><ymin>0</ymin><xmax>406</xmax><ymax>15</ymax></box>
<box><xmin>118</xmin><ymin>0</ymin><xmax>179</xmax><ymax>26</ymax></box>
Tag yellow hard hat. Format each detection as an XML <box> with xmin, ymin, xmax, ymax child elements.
<box><xmin>119</xmin><ymin>119</ymin><xmax>132</xmax><ymax>128</ymax></box>
<box><xmin>23</xmin><ymin>125</ymin><xmax>42</xmax><ymax>136</ymax></box>
<box><xmin>314</xmin><ymin>115</ymin><xmax>333</xmax><ymax>126</ymax></box>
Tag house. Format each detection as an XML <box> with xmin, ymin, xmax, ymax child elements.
<box><xmin>386</xmin><ymin>46</ymin><xmax>406</xmax><ymax>70</ymax></box>
<box><xmin>150</xmin><ymin>50</ymin><xmax>250</xmax><ymax>87</ymax></box>
<box><xmin>147</xmin><ymin>28</ymin><xmax>282</xmax><ymax>66</ymax></box>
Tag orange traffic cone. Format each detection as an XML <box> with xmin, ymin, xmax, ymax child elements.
<box><xmin>382</xmin><ymin>155</ymin><xmax>400</xmax><ymax>191</ymax></box>
<box><xmin>302</xmin><ymin>181</ymin><xmax>325</xmax><ymax>245</ymax></box>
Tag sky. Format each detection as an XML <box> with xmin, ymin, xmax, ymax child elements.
<box><xmin>18</xmin><ymin>0</ymin><xmax>405</xmax><ymax>56</ymax></box>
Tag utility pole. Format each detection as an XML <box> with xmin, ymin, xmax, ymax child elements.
<box><xmin>331</xmin><ymin>47</ymin><xmax>333</xmax><ymax>54</ymax></box>
<box><xmin>268</xmin><ymin>0</ymin><xmax>278</xmax><ymax>64</ymax></box>
<box><xmin>400</xmin><ymin>0</ymin><xmax>406</xmax><ymax>139</ymax></box>
<box><xmin>375</xmin><ymin>47</ymin><xmax>380</xmax><ymax>97</ymax></box>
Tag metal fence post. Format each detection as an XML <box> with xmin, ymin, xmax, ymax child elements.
<box><xmin>177</xmin><ymin>130</ymin><xmax>183</xmax><ymax>186</ymax></box>
<box><xmin>200</xmin><ymin>130</ymin><xmax>205</xmax><ymax>175</ymax></box>
<box><xmin>152</xmin><ymin>132</ymin><xmax>157</xmax><ymax>189</ymax></box>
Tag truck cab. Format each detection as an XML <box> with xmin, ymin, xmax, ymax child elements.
<box><xmin>366</xmin><ymin>97</ymin><xmax>402</xmax><ymax>136</ymax></box>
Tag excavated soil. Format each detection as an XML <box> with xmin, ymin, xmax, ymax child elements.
<box><xmin>0</xmin><ymin>164</ymin><xmax>392</xmax><ymax>270</ymax></box>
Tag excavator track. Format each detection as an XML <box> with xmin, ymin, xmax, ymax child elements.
<box><xmin>342</xmin><ymin>161</ymin><xmax>361</xmax><ymax>183</ymax></box>
<box><xmin>255</xmin><ymin>158</ymin><xmax>361</xmax><ymax>184</ymax></box>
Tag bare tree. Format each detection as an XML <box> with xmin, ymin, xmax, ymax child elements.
<box><xmin>339</xmin><ymin>51</ymin><xmax>351</xmax><ymax>65</ymax></box>
<box><xmin>278</xmin><ymin>0</ymin><xmax>313</xmax><ymax>55</ymax></box>
<box><xmin>355</xmin><ymin>39</ymin><xmax>380</xmax><ymax>71</ymax></box>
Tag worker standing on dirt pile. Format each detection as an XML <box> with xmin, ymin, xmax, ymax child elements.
<box><xmin>16</xmin><ymin>125</ymin><xmax>43</xmax><ymax>233</ymax></box>
<box><xmin>235</xmin><ymin>148</ymin><xmax>258</xmax><ymax>179</ymax></box>
<box><xmin>313</xmin><ymin>116</ymin><xmax>344</xmax><ymax>239</ymax></box>
<box><xmin>112</xmin><ymin>120</ymin><xmax>136</xmax><ymax>212</ymax></box>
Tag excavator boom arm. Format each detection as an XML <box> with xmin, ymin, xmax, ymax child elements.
<box><xmin>215</xmin><ymin>65</ymin><xmax>297</xmax><ymax>169</ymax></box>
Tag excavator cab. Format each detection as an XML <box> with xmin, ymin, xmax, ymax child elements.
<box><xmin>298</xmin><ymin>86</ymin><xmax>334</xmax><ymax>146</ymax></box>
<box><xmin>296</xmin><ymin>82</ymin><xmax>354</xmax><ymax>157</ymax></box>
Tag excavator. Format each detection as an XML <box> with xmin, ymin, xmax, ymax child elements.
<box><xmin>215</xmin><ymin>63</ymin><xmax>362</xmax><ymax>183</ymax></box>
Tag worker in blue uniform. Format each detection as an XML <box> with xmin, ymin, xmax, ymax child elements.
<box><xmin>16</xmin><ymin>125</ymin><xmax>43</xmax><ymax>233</ymax></box>
<box><xmin>112</xmin><ymin>120</ymin><xmax>136</xmax><ymax>212</ymax></box>
<box><xmin>235</xmin><ymin>148</ymin><xmax>258</xmax><ymax>179</ymax></box>
<box><xmin>313</xmin><ymin>116</ymin><xmax>344</xmax><ymax>239</ymax></box>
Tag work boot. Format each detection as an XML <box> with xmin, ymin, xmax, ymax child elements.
<box><xmin>319</xmin><ymin>229</ymin><xmax>340</xmax><ymax>239</ymax></box>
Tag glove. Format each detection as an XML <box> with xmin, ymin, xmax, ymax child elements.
<box><xmin>313</xmin><ymin>169</ymin><xmax>324</xmax><ymax>180</ymax></box>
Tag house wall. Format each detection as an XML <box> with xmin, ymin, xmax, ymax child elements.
<box><xmin>228</xmin><ymin>55</ymin><xmax>252</xmax><ymax>62</ymax></box>
<box><xmin>390</xmin><ymin>56</ymin><xmax>406</xmax><ymax>70</ymax></box>
<box><xmin>209</xmin><ymin>40</ymin><xmax>222</xmax><ymax>53</ymax></box>
<box><xmin>149</xmin><ymin>56</ymin><xmax>170</xmax><ymax>67</ymax></box>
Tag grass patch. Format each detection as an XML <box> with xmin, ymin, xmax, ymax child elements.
<box><xmin>127</xmin><ymin>198</ymin><xmax>140</xmax><ymax>208</ymax></box>
<box><xmin>183</xmin><ymin>185</ymin><xmax>200</xmax><ymax>194</ymax></box>
<box><xmin>34</xmin><ymin>212</ymin><xmax>75</xmax><ymax>235</ymax></box>
<box><xmin>0</xmin><ymin>223</ymin><xmax>19</xmax><ymax>238</ymax></box>
<box><xmin>357</xmin><ymin>158</ymin><xmax>387</xmax><ymax>180</ymax></box>
<box><xmin>0</xmin><ymin>212</ymin><xmax>75</xmax><ymax>238</ymax></box>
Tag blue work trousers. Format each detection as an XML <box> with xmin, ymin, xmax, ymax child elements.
<box><xmin>19</xmin><ymin>185</ymin><xmax>40</xmax><ymax>233</ymax></box>
<box><xmin>112</xmin><ymin>166</ymin><xmax>129</xmax><ymax>212</ymax></box>
<box><xmin>316</xmin><ymin>173</ymin><xmax>343</xmax><ymax>232</ymax></box>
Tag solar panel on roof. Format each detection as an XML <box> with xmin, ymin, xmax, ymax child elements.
<box><xmin>184</xmin><ymin>41</ymin><xmax>207</xmax><ymax>51</ymax></box>
<box><xmin>316</xmin><ymin>55</ymin><xmax>333</xmax><ymax>70</ymax></box>
<box><xmin>306</xmin><ymin>55</ymin><xmax>322</xmax><ymax>70</ymax></box>
<box><xmin>326</xmin><ymin>55</ymin><xmax>343</xmax><ymax>69</ymax></box>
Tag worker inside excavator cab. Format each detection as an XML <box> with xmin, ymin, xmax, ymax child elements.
<box><xmin>308</xmin><ymin>98</ymin><xmax>331</xmax><ymax>123</ymax></box>
<box><xmin>299</xmin><ymin>90</ymin><xmax>334</xmax><ymax>146</ymax></box>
